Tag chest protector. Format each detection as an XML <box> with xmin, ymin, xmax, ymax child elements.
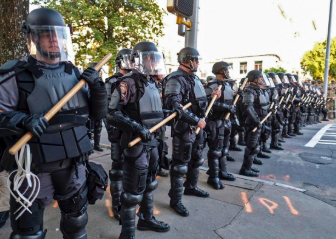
<box><xmin>122</xmin><ymin>73</ymin><xmax>163</xmax><ymax>128</ymax></box>
<box><xmin>16</xmin><ymin>61</ymin><xmax>91</xmax><ymax>165</ymax></box>
<box><xmin>222</xmin><ymin>82</ymin><xmax>234</xmax><ymax>105</ymax></box>
<box><xmin>253</xmin><ymin>89</ymin><xmax>270</xmax><ymax>117</ymax></box>
<box><xmin>190</xmin><ymin>76</ymin><xmax>207</xmax><ymax>117</ymax></box>
<box><xmin>296</xmin><ymin>87</ymin><xmax>302</xmax><ymax>97</ymax></box>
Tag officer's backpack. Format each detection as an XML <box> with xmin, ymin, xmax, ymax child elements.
<box><xmin>86</xmin><ymin>161</ymin><xmax>108</xmax><ymax>205</ymax></box>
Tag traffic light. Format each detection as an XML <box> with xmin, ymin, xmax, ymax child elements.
<box><xmin>167</xmin><ymin>0</ymin><xmax>194</xmax><ymax>18</ymax></box>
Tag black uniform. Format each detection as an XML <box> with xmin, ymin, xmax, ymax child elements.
<box><xmin>164</xmin><ymin>67</ymin><xmax>209</xmax><ymax>216</ymax></box>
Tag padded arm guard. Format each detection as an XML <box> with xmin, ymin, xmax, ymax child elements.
<box><xmin>0</xmin><ymin>111</ymin><xmax>26</xmax><ymax>137</ymax></box>
<box><xmin>88</xmin><ymin>83</ymin><xmax>108</xmax><ymax>120</ymax></box>
<box><xmin>106</xmin><ymin>110</ymin><xmax>142</xmax><ymax>133</ymax></box>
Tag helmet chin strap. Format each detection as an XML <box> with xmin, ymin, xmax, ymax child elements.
<box><xmin>181</xmin><ymin>61</ymin><xmax>197</xmax><ymax>72</ymax></box>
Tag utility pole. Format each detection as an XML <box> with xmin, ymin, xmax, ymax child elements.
<box><xmin>185</xmin><ymin>0</ymin><xmax>200</xmax><ymax>48</ymax></box>
<box><xmin>323</xmin><ymin>0</ymin><xmax>333</xmax><ymax>99</ymax></box>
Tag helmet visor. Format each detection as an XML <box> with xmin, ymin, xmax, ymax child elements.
<box><xmin>134</xmin><ymin>51</ymin><xmax>166</xmax><ymax>75</ymax></box>
<box><xmin>261</xmin><ymin>74</ymin><xmax>270</xmax><ymax>87</ymax></box>
<box><xmin>28</xmin><ymin>26</ymin><xmax>74</xmax><ymax>63</ymax></box>
<box><xmin>120</xmin><ymin>54</ymin><xmax>133</xmax><ymax>70</ymax></box>
<box><xmin>268</xmin><ymin>77</ymin><xmax>275</xmax><ymax>88</ymax></box>
<box><xmin>282</xmin><ymin>75</ymin><xmax>289</xmax><ymax>84</ymax></box>
<box><xmin>273</xmin><ymin>75</ymin><xmax>282</xmax><ymax>85</ymax></box>
<box><xmin>290</xmin><ymin>76</ymin><xmax>297</xmax><ymax>83</ymax></box>
<box><xmin>223</xmin><ymin>66</ymin><xmax>234</xmax><ymax>79</ymax></box>
<box><xmin>297</xmin><ymin>78</ymin><xmax>303</xmax><ymax>87</ymax></box>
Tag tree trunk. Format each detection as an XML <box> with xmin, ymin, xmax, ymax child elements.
<box><xmin>0</xmin><ymin>0</ymin><xmax>29</xmax><ymax>65</ymax></box>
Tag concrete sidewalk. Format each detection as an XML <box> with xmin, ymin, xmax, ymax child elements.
<box><xmin>1</xmin><ymin>150</ymin><xmax>336</xmax><ymax>239</ymax></box>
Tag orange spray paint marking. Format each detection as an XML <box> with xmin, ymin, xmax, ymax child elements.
<box><xmin>258</xmin><ymin>198</ymin><xmax>278</xmax><ymax>214</ymax></box>
<box><xmin>52</xmin><ymin>201</ymin><xmax>58</xmax><ymax>208</ymax></box>
<box><xmin>241</xmin><ymin>192</ymin><xmax>253</xmax><ymax>213</ymax></box>
<box><xmin>283</xmin><ymin>175</ymin><xmax>291</xmax><ymax>182</ymax></box>
<box><xmin>283</xmin><ymin>196</ymin><xmax>300</xmax><ymax>216</ymax></box>
<box><xmin>105</xmin><ymin>199</ymin><xmax>113</xmax><ymax>217</ymax></box>
<box><xmin>154</xmin><ymin>205</ymin><xmax>161</xmax><ymax>215</ymax></box>
<box><xmin>261</xmin><ymin>174</ymin><xmax>277</xmax><ymax>181</ymax></box>
<box><xmin>106</xmin><ymin>186</ymin><xmax>111</xmax><ymax>197</ymax></box>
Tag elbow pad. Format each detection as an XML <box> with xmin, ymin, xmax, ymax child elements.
<box><xmin>89</xmin><ymin>83</ymin><xmax>108</xmax><ymax>120</ymax></box>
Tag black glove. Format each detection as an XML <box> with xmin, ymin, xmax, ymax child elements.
<box><xmin>81</xmin><ymin>67</ymin><xmax>101</xmax><ymax>86</ymax></box>
<box><xmin>22</xmin><ymin>114</ymin><xmax>49</xmax><ymax>137</ymax></box>
<box><xmin>269</xmin><ymin>108</ymin><xmax>276</xmax><ymax>114</ymax></box>
<box><xmin>229</xmin><ymin>105</ymin><xmax>236</xmax><ymax>114</ymax></box>
<box><xmin>136</xmin><ymin>125</ymin><xmax>151</xmax><ymax>143</ymax></box>
<box><xmin>237</xmin><ymin>90</ymin><xmax>243</xmax><ymax>96</ymax></box>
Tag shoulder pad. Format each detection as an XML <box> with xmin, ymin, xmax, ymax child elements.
<box><xmin>0</xmin><ymin>60</ymin><xmax>22</xmax><ymax>73</ymax></box>
<box><xmin>166</xmin><ymin>71</ymin><xmax>184</xmax><ymax>80</ymax></box>
<box><xmin>164</xmin><ymin>78</ymin><xmax>181</xmax><ymax>96</ymax></box>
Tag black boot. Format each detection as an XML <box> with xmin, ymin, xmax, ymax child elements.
<box><xmin>288</xmin><ymin>124</ymin><xmax>296</xmax><ymax>137</ymax></box>
<box><xmin>94</xmin><ymin>120</ymin><xmax>103</xmax><ymax>151</ymax></box>
<box><xmin>137</xmin><ymin>191</ymin><xmax>170</xmax><ymax>232</ymax></box>
<box><xmin>229</xmin><ymin>137</ymin><xmax>242</xmax><ymax>151</ymax></box>
<box><xmin>270</xmin><ymin>133</ymin><xmax>284</xmax><ymax>150</ymax></box>
<box><xmin>226</xmin><ymin>155</ymin><xmax>235</xmax><ymax>161</ymax></box>
<box><xmin>253</xmin><ymin>156</ymin><xmax>263</xmax><ymax>165</ymax></box>
<box><xmin>184</xmin><ymin>165</ymin><xmax>209</xmax><ymax>197</ymax></box>
<box><xmin>239</xmin><ymin>155</ymin><xmax>259</xmax><ymax>177</ymax></box>
<box><xmin>0</xmin><ymin>210</ymin><xmax>9</xmax><ymax>228</ymax></box>
<box><xmin>262</xmin><ymin>141</ymin><xmax>271</xmax><ymax>153</ymax></box>
<box><xmin>157</xmin><ymin>168</ymin><xmax>169</xmax><ymax>177</ymax></box>
<box><xmin>257</xmin><ymin>151</ymin><xmax>270</xmax><ymax>159</ymax></box>
<box><xmin>120</xmin><ymin>206</ymin><xmax>137</xmax><ymax>239</ymax></box>
<box><xmin>218</xmin><ymin>155</ymin><xmax>236</xmax><ymax>181</ymax></box>
<box><xmin>206</xmin><ymin>152</ymin><xmax>224</xmax><ymax>190</ymax></box>
<box><xmin>169</xmin><ymin>166</ymin><xmax>189</xmax><ymax>217</ymax></box>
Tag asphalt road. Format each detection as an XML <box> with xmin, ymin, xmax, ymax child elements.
<box><xmin>100</xmin><ymin>120</ymin><xmax>336</xmax><ymax>206</ymax></box>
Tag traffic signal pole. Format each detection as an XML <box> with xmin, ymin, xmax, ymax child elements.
<box><xmin>323</xmin><ymin>0</ymin><xmax>333</xmax><ymax>99</ymax></box>
<box><xmin>185</xmin><ymin>0</ymin><xmax>200</xmax><ymax>48</ymax></box>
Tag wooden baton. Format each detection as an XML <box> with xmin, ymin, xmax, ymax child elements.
<box><xmin>9</xmin><ymin>53</ymin><xmax>113</xmax><ymax>155</ymax></box>
<box><xmin>195</xmin><ymin>85</ymin><xmax>222</xmax><ymax>135</ymax></box>
<box><xmin>128</xmin><ymin>102</ymin><xmax>193</xmax><ymax>148</ymax></box>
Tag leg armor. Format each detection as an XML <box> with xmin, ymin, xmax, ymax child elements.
<box><xmin>219</xmin><ymin>127</ymin><xmax>235</xmax><ymax>181</ymax></box>
<box><xmin>10</xmin><ymin>198</ymin><xmax>46</xmax><ymax>239</ymax></box>
<box><xmin>238</xmin><ymin>128</ymin><xmax>246</xmax><ymax>146</ymax></box>
<box><xmin>109</xmin><ymin>169</ymin><xmax>123</xmax><ymax>220</ymax></box>
<box><xmin>93</xmin><ymin>120</ymin><xmax>103</xmax><ymax>147</ymax></box>
<box><xmin>58</xmin><ymin>186</ymin><xmax>89</xmax><ymax>239</ymax></box>
<box><xmin>169</xmin><ymin>164</ymin><xmax>188</xmax><ymax>205</ymax></box>
<box><xmin>184</xmin><ymin>130</ymin><xmax>205</xmax><ymax>189</ymax></box>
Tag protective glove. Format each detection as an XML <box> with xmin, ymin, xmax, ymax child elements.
<box><xmin>81</xmin><ymin>67</ymin><xmax>101</xmax><ymax>86</ymax></box>
<box><xmin>22</xmin><ymin>114</ymin><xmax>49</xmax><ymax>137</ymax></box>
<box><xmin>136</xmin><ymin>125</ymin><xmax>151</xmax><ymax>143</ymax></box>
<box><xmin>229</xmin><ymin>105</ymin><xmax>236</xmax><ymax>114</ymax></box>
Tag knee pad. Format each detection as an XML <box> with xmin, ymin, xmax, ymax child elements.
<box><xmin>122</xmin><ymin>162</ymin><xmax>147</xmax><ymax>195</ymax></box>
<box><xmin>208</xmin><ymin>149</ymin><xmax>222</xmax><ymax>159</ymax></box>
<box><xmin>10</xmin><ymin>198</ymin><xmax>44</xmax><ymax>236</ymax></box>
<box><xmin>121</xmin><ymin>192</ymin><xmax>143</xmax><ymax>207</ymax></box>
<box><xmin>60</xmin><ymin>211</ymin><xmax>88</xmax><ymax>239</ymax></box>
<box><xmin>193</xmin><ymin>157</ymin><xmax>205</xmax><ymax>168</ymax></box>
<box><xmin>111</xmin><ymin>143</ymin><xmax>121</xmax><ymax>161</ymax></box>
<box><xmin>172</xmin><ymin>138</ymin><xmax>192</xmax><ymax>163</ymax></box>
<box><xmin>145</xmin><ymin>180</ymin><xmax>158</xmax><ymax>192</ymax></box>
<box><xmin>58</xmin><ymin>186</ymin><xmax>88</xmax><ymax>219</ymax></box>
<box><xmin>251</xmin><ymin>146</ymin><xmax>260</xmax><ymax>154</ymax></box>
<box><xmin>171</xmin><ymin>165</ymin><xmax>188</xmax><ymax>177</ymax></box>
<box><xmin>109</xmin><ymin>169</ymin><xmax>123</xmax><ymax>181</ymax></box>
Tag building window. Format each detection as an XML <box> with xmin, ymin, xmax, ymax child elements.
<box><xmin>255</xmin><ymin>61</ymin><xmax>262</xmax><ymax>71</ymax></box>
<box><xmin>240</xmin><ymin>62</ymin><xmax>247</xmax><ymax>74</ymax></box>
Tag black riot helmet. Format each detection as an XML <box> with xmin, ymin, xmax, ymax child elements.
<box><xmin>21</xmin><ymin>8</ymin><xmax>74</xmax><ymax>63</ymax></box>
<box><xmin>130</xmin><ymin>41</ymin><xmax>166</xmax><ymax>75</ymax></box>
<box><xmin>277</xmin><ymin>72</ymin><xmax>289</xmax><ymax>86</ymax></box>
<box><xmin>267</xmin><ymin>72</ymin><xmax>282</xmax><ymax>86</ymax></box>
<box><xmin>285</xmin><ymin>73</ymin><xmax>297</xmax><ymax>86</ymax></box>
<box><xmin>212</xmin><ymin>61</ymin><xmax>233</xmax><ymax>79</ymax></box>
<box><xmin>292</xmin><ymin>74</ymin><xmax>303</xmax><ymax>87</ymax></box>
<box><xmin>115</xmin><ymin>49</ymin><xmax>132</xmax><ymax>71</ymax></box>
<box><xmin>177</xmin><ymin>47</ymin><xmax>201</xmax><ymax>72</ymax></box>
<box><xmin>247</xmin><ymin>70</ymin><xmax>270</xmax><ymax>88</ymax></box>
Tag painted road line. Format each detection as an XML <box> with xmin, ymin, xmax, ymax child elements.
<box><xmin>305</xmin><ymin>124</ymin><xmax>333</xmax><ymax>147</ymax></box>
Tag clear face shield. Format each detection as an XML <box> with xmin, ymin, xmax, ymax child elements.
<box><xmin>290</xmin><ymin>76</ymin><xmax>297</xmax><ymax>84</ymax></box>
<box><xmin>187</xmin><ymin>55</ymin><xmax>202</xmax><ymax>72</ymax></box>
<box><xmin>259</xmin><ymin>74</ymin><xmax>271</xmax><ymax>88</ymax></box>
<box><xmin>297</xmin><ymin>78</ymin><xmax>303</xmax><ymax>87</ymax></box>
<box><xmin>282</xmin><ymin>75</ymin><xmax>290</xmax><ymax>84</ymax></box>
<box><xmin>268</xmin><ymin>77</ymin><xmax>275</xmax><ymax>88</ymax></box>
<box><xmin>28</xmin><ymin>26</ymin><xmax>75</xmax><ymax>63</ymax></box>
<box><xmin>316</xmin><ymin>88</ymin><xmax>321</xmax><ymax>96</ymax></box>
<box><xmin>134</xmin><ymin>51</ymin><xmax>167</xmax><ymax>75</ymax></box>
<box><xmin>223</xmin><ymin>66</ymin><xmax>234</xmax><ymax>79</ymax></box>
<box><xmin>119</xmin><ymin>54</ymin><xmax>133</xmax><ymax>70</ymax></box>
<box><xmin>274</xmin><ymin>75</ymin><xmax>282</xmax><ymax>85</ymax></box>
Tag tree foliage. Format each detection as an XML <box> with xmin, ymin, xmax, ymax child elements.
<box><xmin>0</xmin><ymin>0</ymin><xmax>29</xmax><ymax>65</ymax></box>
<box><xmin>33</xmin><ymin>0</ymin><xmax>166</xmax><ymax>72</ymax></box>
<box><xmin>264</xmin><ymin>67</ymin><xmax>287</xmax><ymax>74</ymax></box>
<box><xmin>300</xmin><ymin>37</ymin><xmax>336</xmax><ymax>82</ymax></box>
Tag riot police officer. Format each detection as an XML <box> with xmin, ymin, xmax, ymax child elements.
<box><xmin>107</xmin><ymin>42</ymin><xmax>170</xmax><ymax>239</ymax></box>
<box><xmin>204</xmin><ymin>61</ymin><xmax>236</xmax><ymax>190</ymax></box>
<box><xmin>292</xmin><ymin>74</ymin><xmax>304</xmax><ymax>135</ymax></box>
<box><xmin>239</xmin><ymin>70</ymin><xmax>271</xmax><ymax>177</ymax></box>
<box><xmin>105</xmin><ymin>49</ymin><xmax>133</xmax><ymax>220</ymax></box>
<box><xmin>163</xmin><ymin>47</ymin><xmax>220</xmax><ymax>216</ymax></box>
<box><xmin>0</xmin><ymin>8</ymin><xmax>107</xmax><ymax>238</ymax></box>
<box><xmin>277</xmin><ymin>73</ymin><xmax>293</xmax><ymax>138</ymax></box>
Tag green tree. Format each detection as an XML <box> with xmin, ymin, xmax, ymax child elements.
<box><xmin>300</xmin><ymin>37</ymin><xmax>336</xmax><ymax>82</ymax></box>
<box><xmin>33</xmin><ymin>0</ymin><xmax>166</xmax><ymax>73</ymax></box>
<box><xmin>264</xmin><ymin>67</ymin><xmax>287</xmax><ymax>73</ymax></box>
